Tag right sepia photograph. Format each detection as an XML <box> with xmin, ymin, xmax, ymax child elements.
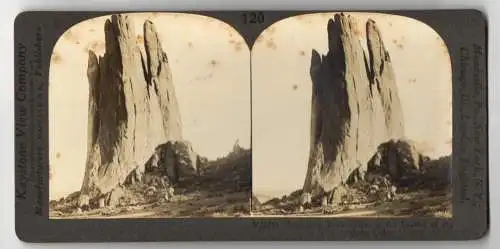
<box><xmin>251</xmin><ymin>12</ymin><xmax>452</xmax><ymax>217</ymax></box>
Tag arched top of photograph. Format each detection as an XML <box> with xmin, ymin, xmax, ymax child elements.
<box><xmin>51</xmin><ymin>12</ymin><xmax>248</xmax><ymax>57</ymax></box>
<box><xmin>49</xmin><ymin>13</ymin><xmax>251</xmax><ymax>206</ymax></box>
<box><xmin>254</xmin><ymin>12</ymin><xmax>450</xmax><ymax>56</ymax></box>
<box><xmin>251</xmin><ymin>12</ymin><xmax>452</xmax><ymax>214</ymax></box>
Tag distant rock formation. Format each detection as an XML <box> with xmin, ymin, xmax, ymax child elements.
<box><xmin>303</xmin><ymin>13</ymin><xmax>405</xmax><ymax>198</ymax></box>
<box><xmin>80</xmin><ymin>15</ymin><xmax>183</xmax><ymax>201</ymax></box>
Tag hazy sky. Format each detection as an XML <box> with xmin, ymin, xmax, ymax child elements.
<box><xmin>49</xmin><ymin>13</ymin><xmax>250</xmax><ymax>200</ymax></box>
<box><xmin>252</xmin><ymin>12</ymin><xmax>452</xmax><ymax>199</ymax></box>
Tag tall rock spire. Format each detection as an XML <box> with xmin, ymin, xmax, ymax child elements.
<box><xmin>80</xmin><ymin>14</ymin><xmax>183</xmax><ymax>199</ymax></box>
<box><xmin>303</xmin><ymin>13</ymin><xmax>405</xmax><ymax>198</ymax></box>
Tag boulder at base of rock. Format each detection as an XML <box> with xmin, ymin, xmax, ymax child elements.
<box><xmin>166</xmin><ymin>140</ymin><xmax>198</xmax><ymax>179</ymax></box>
<box><xmin>367</xmin><ymin>139</ymin><xmax>423</xmax><ymax>181</ymax></box>
<box><xmin>106</xmin><ymin>187</ymin><xmax>124</xmax><ymax>207</ymax></box>
<box><xmin>298</xmin><ymin>205</ymin><xmax>305</xmax><ymax>213</ymax></box>
<box><xmin>321</xmin><ymin>196</ymin><xmax>328</xmax><ymax>208</ymax></box>
<box><xmin>300</xmin><ymin>192</ymin><xmax>312</xmax><ymax>208</ymax></box>
<box><xmin>167</xmin><ymin>186</ymin><xmax>175</xmax><ymax>197</ymax></box>
<box><xmin>75</xmin><ymin>208</ymin><xmax>82</xmax><ymax>215</ymax></box>
<box><xmin>146</xmin><ymin>140</ymin><xmax>198</xmax><ymax>182</ymax></box>
<box><xmin>98</xmin><ymin>196</ymin><xmax>106</xmax><ymax>208</ymax></box>
<box><xmin>144</xmin><ymin>186</ymin><xmax>157</xmax><ymax>197</ymax></box>
<box><xmin>329</xmin><ymin>184</ymin><xmax>349</xmax><ymax>205</ymax></box>
<box><xmin>78</xmin><ymin>194</ymin><xmax>90</xmax><ymax>210</ymax></box>
<box><xmin>123</xmin><ymin>166</ymin><xmax>144</xmax><ymax>185</ymax></box>
<box><xmin>66</xmin><ymin>191</ymin><xmax>80</xmax><ymax>202</ymax></box>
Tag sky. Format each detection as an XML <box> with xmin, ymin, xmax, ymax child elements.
<box><xmin>49</xmin><ymin>13</ymin><xmax>251</xmax><ymax>200</ymax></box>
<box><xmin>251</xmin><ymin>12</ymin><xmax>452</xmax><ymax>200</ymax></box>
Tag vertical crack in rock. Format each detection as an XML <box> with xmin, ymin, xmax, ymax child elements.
<box><xmin>303</xmin><ymin>13</ymin><xmax>405</xmax><ymax>199</ymax></box>
<box><xmin>366</xmin><ymin>19</ymin><xmax>405</xmax><ymax>139</ymax></box>
<box><xmin>80</xmin><ymin>15</ymin><xmax>183</xmax><ymax>201</ymax></box>
<box><xmin>143</xmin><ymin>20</ymin><xmax>182</xmax><ymax>141</ymax></box>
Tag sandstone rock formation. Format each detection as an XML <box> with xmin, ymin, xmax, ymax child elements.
<box><xmin>106</xmin><ymin>186</ymin><xmax>125</xmax><ymax>207</ymax></box>
<box><xmin>303</xmin><ymin>13</ymin><xmax>405</xmax><ymax>198</ymax></box>
<box><xmin>366</xmin><ymin>139</ymin><xmax>424</xmax><ymax>182</ymax></box>
<box><xmin>145</xmin><ymin>140</ymin><xmax>199</xmax><ymax>182</ymax></box>
<box><xmin>80</xmin><ymin>15</ymin><xmax>183</xmax><ymax>202</ymax></box>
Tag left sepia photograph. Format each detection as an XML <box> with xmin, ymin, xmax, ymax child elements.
<box><xmin>49</xmin><ymin>13</ymin><xmax>251</xmax><ymax>219</ymax></box>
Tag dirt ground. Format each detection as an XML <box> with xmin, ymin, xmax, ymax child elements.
<box><xmin>252</xmin><ymin>155</ymin><xmax>452</xmax><ymax>218</ymax></box>
<box><xmin>50</xmin><ymin>150</ymin><xmax>451</xmax><ymax>219</ymax></box>
<box><xmin>251</xmin><ymin>189</ymin><xmax>451</xmax><ymax>218</ymax></box>
<box><xmin>50</xmin><ymin>188</ymin><xmax>250</xmax><ymax>219</ymax></box>
<box><xmin>50</xmin><ymin>149</ymin><xmax>251</xmax><ymax>219</ymax></box>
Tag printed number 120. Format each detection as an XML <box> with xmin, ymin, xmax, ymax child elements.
<box><xmin>243</xmin><ymin>12</ymin><xmax>264</xmax><ymax>24</ymax></box>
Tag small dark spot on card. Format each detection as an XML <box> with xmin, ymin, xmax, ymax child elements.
<box><xmin>266</xmin><ymin>39</ymin><xmax>277</xmax><ymax>50</ymax></box>
<box><xmin>51</xmin><ymin>53</ymin><xmax>62</xmax><ymax>64</ymax></box>
<box><xmin>299</xmin><ymin>50</ymin><xmax>305</xmax><ymax>56</ymax></box>
<box><xmin>85</xmin><ymin>41</ymin><xmax>105</xmax><ymax>53</ymax></box>
<box><xmin>234</xmin><ymin>41</ymin><xmax>243</xmax><ymax>52</ymax></box>
<box><xmin>255</xmin><ymin>36</ymin><xmax>265</xmax><ymax>44</ymax></box>
<box><xmin>188</xmin><ymin>42</ymin><xmax>194</xmax><ymax>48</ymax></box>
<box><xmin>210</xmin><ymin>60</ymin><xmax>219</xmax><ymax>66</ymax></box>
<box><xmin>89</xmin><ymin>28</ymin><xmax>95</xmax><ymax>32</ymax></box>
<box><xmin>292</xmin><ymin>84</ymin><xmax>298</xmax><ymax>90</ymax></box>
<box><xmin>63</xmin><ymin>30</ymin><xmax>81</xmax><ymax>44</ymax></box>
<box><xmin>63</xmin><ymin>30</ymin><xmax>73</xmax><ymax>40</ymax></box>
<box><xmin>56</xmin><ymin>152</ymin><xmax>61</xmax><ymax>159</ymax></box>
<box><xmin>266</xmin><ymin>26</ymin><xmax>277</xmax><ymax>35</ymax></box>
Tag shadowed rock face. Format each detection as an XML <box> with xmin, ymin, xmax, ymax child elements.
<box><xmin>80</xmin><ymin>15</ymin><xmax>183</xmax><ymax>199</ymax></box>
<box><xmin>367</xmin><ymin>139</ymin><xmax>423</xmax><ymax>181</ymax></box>
<box><xmin>303</xmin><ymin>13</ymin><xmax>404</xmax><ymax>197</ymax></box>
<box><xmin>145</xmin><ymin>140</ymin><xmax>199</xmax><ymax>182</ymax></box>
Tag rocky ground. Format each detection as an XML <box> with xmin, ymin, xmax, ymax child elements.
<box><xmin>252</xmin><ymin>188</ymin><xmax>451</xmax><ymax>218</ymax></box>
<box><xmin>252</xmin><ymin>151</ymin><xmax>452</xmax><ymax>218</ymax></box>
<box><xmin>50</xmin><ymin>148</ymin><xmax>251</xmax><ymax>219</ymax></box>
